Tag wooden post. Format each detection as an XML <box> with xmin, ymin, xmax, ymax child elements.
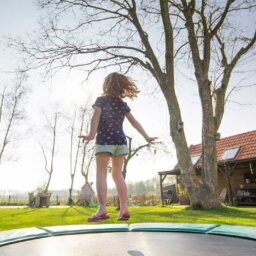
<box><xmin>159</xmin><ymin>173</ymin><xmax>167</xmax><ymax>206</ymax></box>
<box><xmin>159</xmin><ymin>174</ymin><xmax>164</xmax><ymax>205</ymax></box>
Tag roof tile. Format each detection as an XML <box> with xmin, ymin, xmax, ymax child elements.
<box><xmin>189</xmin><ymin>130</ymin><xmax>256</xmax><ymax>162</ymax></box>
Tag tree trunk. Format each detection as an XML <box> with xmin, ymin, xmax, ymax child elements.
<box><xmin>159</xmin><ymin>78</ymin><xmax>207</xmax><ymax>207</ymax></box>
<box><xmin>45</xmin><ymin>172</ymin><xmax>52</xmax><ymax>193</ymax></box>
<box><xmin>44</xmin><ymin>112</ymin><xmax>58</xmax><ymax>193</ymax></box>
<box><xmin>179</xmin><ymin>1</ymin><xmax>220</xmax><ymax>208</ymax></box>
<box><xmin>224</xmin><ymin>165</ymin><xmax>234</xmax><ymax>205</ymax></box>
<box><xmin>160</xmin><ymin>72</ymin><xmax>218</xmax><ymax>208</ymax></box>
<box><xmin>159</xmin><ymin>0</ymin><xmax>218</xmax><ymax>208</ymax></box>
<box><xmin>123</xmin><ymin>160</ymin><xmax>128</xmax><ymax>180</ymax></box>
<box><xmin>198</xmin><ymin>79</ymin><xmax>219</xmax><ymax>207</ymax></box>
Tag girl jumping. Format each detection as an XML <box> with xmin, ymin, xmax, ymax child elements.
<box><xmin>79</xmin><ymin>72</ymin><xmax>157</xmax><ymax>222</ymax></box>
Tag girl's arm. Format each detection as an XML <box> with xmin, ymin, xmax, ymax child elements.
<box><xmin>126</xmin><ymin>112</ymin><xmax>157</xmax><ymax>143</ymax></box>
<box><xmin>79</xmin><ymin>106</ymin><xmax>102</xmax><ymax>143</ymax></box>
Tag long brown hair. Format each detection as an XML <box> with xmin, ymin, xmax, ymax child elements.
<box><xmin>102</xmin><ymin>72</ymin><xmax>139</xmax><ymax>99</ymax></box>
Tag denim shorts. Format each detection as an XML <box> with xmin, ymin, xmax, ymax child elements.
<box><xmin>95</xmin><ymin>144</ymin><xmax>128</xmax><ymax>156</ymax></box>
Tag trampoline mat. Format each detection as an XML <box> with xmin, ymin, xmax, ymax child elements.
<box><xmin>0</xmin><ymin>232</ymin><xmax>255</xmax><ymax>256</ymax></box>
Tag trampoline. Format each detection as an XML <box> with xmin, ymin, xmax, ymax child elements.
<box><xmin>0</xmin><ymin>223</ymin><xmax>255</xmax><ymax>256</ymax></box>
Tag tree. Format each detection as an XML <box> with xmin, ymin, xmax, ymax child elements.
<box><xmin>123</xmin><ymin>136</ymin><xmax>150</xmax><ymax>179</ymax></box>
<box><xmin>0</xmin><ymin>74</ymin><xmax>27</xmax><ymax>164</ymax></box>
<box><xmin>68</xmin><ymin>109</ymin><xmax>79</xmax><ymax>204</ymax></box>
<box><xmin>68</xmin><ymin>105</ymin><xmax>89</xmax><ymax>204</ymax></box>
<box><xmin>10</xmin><ymin>0</ymin><xmax>256</xmax><ymax>208</ymax></box>
<box><xmin>170</xmin><ymin>0</ymin><xmax>256</xmax><ymax>205</ymax></box>
<box><xmin>80</xmin><ymin>143</ymin><xmax>95</xmax><ymax>184</ymax></box>
<box><xmin>78</xmin><ymin>106</ymin><xmax>95</xmax><ymax>185</ymax></box>
<box><xmin>39</xmin><ymin>112</ymin><xmax>59</xmax><ymax>193</ymax></box>
<box><xmin>124</xmin><ymin>136</ymin><xmax>170</xmax><ymax>179</ymax></box>
<box><xmin>114</xmin><ymin>136</ymin><xmax>156</xmax><ymax>209</ymax></box>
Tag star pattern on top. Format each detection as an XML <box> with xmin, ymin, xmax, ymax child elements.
<box><xmin>93</xmin><ymin>95</ymin><xmax>130</xmax><ymax>145</ymax></box>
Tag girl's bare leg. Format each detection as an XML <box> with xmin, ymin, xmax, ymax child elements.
<box><xmin>111</xmin><ymin>155</ymin><xmax>129</xmax><ymax>216</ymax></box>
<box><xmin>95</xmin><ymin>153</ymin><xmax>110</xmax><ymax>215</ymax></box>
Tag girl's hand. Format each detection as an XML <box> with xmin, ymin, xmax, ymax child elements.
<box><xmin>78</xmin><ymin>135</ymin><xmax>94</xmax><ymax>144</ymax></box>
<box><xmin>146</xmin><ymin>137</ymin><xmax>158</xmax><ymax>144</ymax></box>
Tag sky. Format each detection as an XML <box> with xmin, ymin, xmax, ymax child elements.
<box><xmin>0</xmin><ymin>0</ymin><xmax>256</xmax><ymax>192</ymax></box>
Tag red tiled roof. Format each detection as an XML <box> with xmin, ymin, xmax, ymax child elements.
<box><xmin>189</xmin><ymin>130</ymin><xmax>256</xmax><ymax>163</ymax></box>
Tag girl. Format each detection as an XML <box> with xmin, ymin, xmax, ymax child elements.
<box><xmin>79</xmin><ymin>72</ymin><xmax>157</xmax><ymax>222</ymax></box>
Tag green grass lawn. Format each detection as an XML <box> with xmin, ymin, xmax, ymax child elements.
<box><xmin>0</xmin><ymin>205</ymin><xmax>256</xmax><ymax>231</ymax></box>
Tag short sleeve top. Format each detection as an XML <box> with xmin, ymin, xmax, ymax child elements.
<box><xmin>93</xmin><ymin>95</ymin><xmax>131</xmax><ymax>145</ymax></box>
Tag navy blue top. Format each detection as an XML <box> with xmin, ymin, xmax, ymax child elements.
<box><xmin>93</xmin><ymin>95</ymin><xmax>131</xmax><ymax>145</ymax></box>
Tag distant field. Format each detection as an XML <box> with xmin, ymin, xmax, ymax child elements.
<box><xmin>0</xmin><ymin>205</ymin><xmax>256</xmax><ymax>231</ymax></box>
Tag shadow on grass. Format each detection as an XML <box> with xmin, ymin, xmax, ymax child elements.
<box><xmin>60</xmin><ymin>206</ymin><xmax>97</xmax><ymax>217</ymax></box>
<box><xmin>60</xmin><ymin>207</ymin><xmax>72</xmax><ymax>218</ymax></box>
<box><xmin>0</xmin><ymin>208</ymin><xmax>39</xmax><ymax>219</ymax></box>
<box><xmin>184</xmin><ymin>206</ymin><xmax>256</xmax><ymax>219</ymax></box>
<box><xmin>125</xmin><ymin>205</ymin><xmax>256</xmax><ymax>226</ymax></box>
<box><xmin>69</xmin><ymin>206</ymin><xmax>88</xmax><ymax>216</ymax></box>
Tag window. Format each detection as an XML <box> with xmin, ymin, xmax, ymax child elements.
<box><xmin>191</xmin><ymin>155</ymin><xmax>200</xmax><ymax>165</ymax></box>
<box><xmin>221</xmin><ymin>147</ymin><xmax>240</xmax><ymax>160</ymax></box>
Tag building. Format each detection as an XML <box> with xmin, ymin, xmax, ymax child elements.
<box><xmin>77</xmin><ymin>183</ymin><xmax>95</xmax><ymax>205</ymax></box>
<box><xmin>159</xmin><ymin>130</ymin><xmax>256</xmax><ymax>206</ymax></box>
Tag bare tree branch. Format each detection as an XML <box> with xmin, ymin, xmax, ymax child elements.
<box><xmin>0</xmin><ymin>75</ymin><xmax>27</xmax><ymax>164</ymax></box>
<box><xmin>214</xmin><ymin>31</ymin><xmax>256</xmax><ymax>129</ymax></box>
<box><xmin>37</xmin><ymin>112</ymin><xmax>59</xmax><ymax>192</ymax></box>
<box><xmin>38</xmin><ymin>141</ymin><xmax>49</xmax><ymax>174</ymax></box>
<box><xmin>210</xmin><ymin>0</ymin><xmax>235</xmax><ymax>37</ymax></box>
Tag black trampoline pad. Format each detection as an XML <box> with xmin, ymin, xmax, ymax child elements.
<box><xmin>0</xmin><ymin>232</ymin><xmax>255</xmax><ymax>256</ymax></box>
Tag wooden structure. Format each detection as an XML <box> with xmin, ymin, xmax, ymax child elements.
<box><xmin>28</xmin><ymin>192</ymin><xmax>51</xmax><ymax>207</ymax></box>
<box><xmin>28</xmin><ymin>192</ymin><xmax>36</xmax><ymax>207</ymax></box>
<box><xmin>77</xmin><ymin>183</ymin><xmax>95</xmax><ymax>206</ymax></box>
<box><xmin>159</xmin><ymin>130</ymin><xmax>256</xmax><ymax>206</ymax></box>
<box><xmin>159</xmin><ymin>170</ymin><xmax>179</xmax><ymax>205</ymax></box>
